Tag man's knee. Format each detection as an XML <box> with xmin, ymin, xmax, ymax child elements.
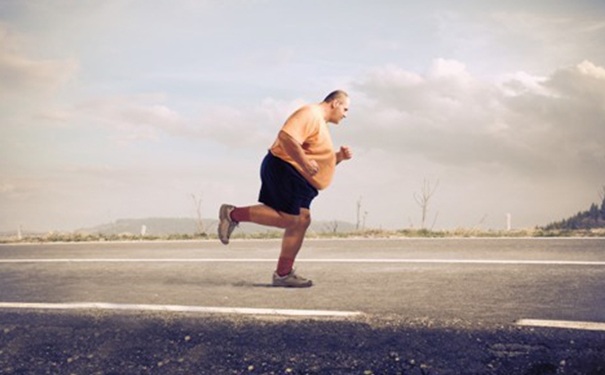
<box><xmin>297</xmin><ymin>210</ymin><xmax>312</xmax><ymax>230</ymax></box>
<box><xmin>281</xmin><ymin>210</ymin><xmax>311</xmax><ymax>230</ymax></box>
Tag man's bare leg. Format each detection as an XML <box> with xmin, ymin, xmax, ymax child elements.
<box><xmin>219</xmin><ymin>204</ymin><xmax>313</xmax><ymax>286</ymax></box>
<box><xmin>273</xmin><ymin>208</ymin><xmax>312</xmax><ymax>286</ymax></box>
<box><xmin>237</xmin><ymin>205</ymin><xmax>311</xmax><ymax>264</ymax></box>
<box><xmin>278</xmin><ymin>208</ymin><xmax>310</xmax><ymax>260</ymax></box>
<box><xmin>246</xmin><ymin>204</ymin><xmax>300</xmax><ymax>229</ymax></box>
<box><xmin>235</xmin><ymin>205</ymin><xmax>310</xmax><ymax>259</ymax></box>
<box><xmin>220</xmin><ymin>203</ymin><xmax>299</xmax><ymax>244</ymax></box>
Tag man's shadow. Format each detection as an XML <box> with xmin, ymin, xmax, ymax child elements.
<box><xmin>232</xmin><ymin>281</ymin><xmax>275</xmax><ymax>288</ymax></box>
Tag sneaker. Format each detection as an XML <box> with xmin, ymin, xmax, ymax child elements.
<box><xmin>218</xmin><ymin>204</ymin><xmax>237</xmax><ymax>245</ymax></box>
<box><xmin>272</xmin><ymin>269</ymin><xmax>313</xmax><ymax>288</ymax></box>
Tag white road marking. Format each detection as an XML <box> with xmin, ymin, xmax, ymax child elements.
<box><xmin>0</xmin><ymin>302</ymin><xmax>362</xmax><ymax>318</ymax></box>
<box><xmin>516</xmin><ymin>319</ymin><xmax>605</xmax><ymax>331</ymax></box>
<box><xmin>1</xmin><ymin>258</ymin><xmax>604</xmax><ymax>266</ymax></box>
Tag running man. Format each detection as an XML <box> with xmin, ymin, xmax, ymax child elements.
<box><xmin>218</xmin><ymin>90</ymin><xmax>352</xmax><ymax>287</ymax></box>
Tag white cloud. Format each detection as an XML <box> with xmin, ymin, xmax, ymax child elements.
<box><xmin>351</xmin><ymin>59</ymin><xmax>604</xmax><ymax>180</ymax></box>
<box><xmin>579</xmin><ymin>20</ymin><xmax>605</xmax><ymax>33</ymax></box>
<box><xmin>339</xmin><ymin>59</ymin><xmax>605</xmax><ymax>228</ymax></box>
<box><xmin>434</xmin><ymin>6</ymin><xmax>605</xmax><ymax>75</ymax></box>
<box><xmin>74</xmin><ymin>93</ymin><xmax>196</xmax><ymax>143</ymax></box>
<box><xmin>71</xmin><ymin>92</ymin><xmax>307</xmax><ymax>150</ymax></box>
<box><xmin>0</xmin><ymin>23</ymin><xmax>78</xmax><ymax>97</ymax></box>
<box><xmin>497</xmin><ymin>71</ymin><xmax>549</xmax><ymax>97</ymax></box>
<box><xmin>428</xmin><ymin>59</ymin><xmax>470</xmax><ymax>80</ymax></box>
<box><xmin>0</xmin><ymin>182</ymin><xmax>16</xmax><ymax>194</ymax></box>
<box><xmin>0</xmin><ymin>52</ymin><xmax>77</xmax><ymax>93</ymax></box>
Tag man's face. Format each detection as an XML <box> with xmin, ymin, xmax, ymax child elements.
<box><xmin>330</xmin><ymin>97</ymin><xmax>350</xmax><ymax>124</ymax></box>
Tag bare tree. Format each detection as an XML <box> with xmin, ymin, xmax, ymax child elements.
<box><xmin>355</xmin><ymin>196</ymin><xmax>369</xmax><ymax>231</ymax></box>
<box><xmin>324</xmin><ymin>221</ymin><xmax>339</xmax><ymax>233</ymax></box>
<box><xmin>191</xmin><ymin>193</ymin><xmax>206</xmax><ymax>237</ymax></box>
<box><xmin>414</xmin><ymin>178</ymin><xmax>439</xmax><ymax>230</ymax></box>
<box><xmin>472</xmin><ymin>214</ymin><xmax>488</xmax><ymax>232</ymax></box>
<box><xmin>356</xmin><ymin>196</ymin><xmax>362</xmax><ymax>230</ymax></box>
<box><xmin>596</xmin><ymin>151</ymin><xmax>605</xmax><ymax>218</ymax></box>
<box><xmin>362</xmin><ymin>210</ymin><xmax>368</xmax><ymax>231</ymax></box>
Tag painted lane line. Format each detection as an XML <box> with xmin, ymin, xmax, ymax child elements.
<box><xmin>516</xmin><ymin>319</ymin><xmax>605</xmax><ymax>331</ymax></box>
<box><xmin>0</xmin><ymin>302</ymin><xmax>362</xmax><ymax>318</ymax></box>
<box><xmin>1</xmin><ymin>258</ymin><xmax>605</xmax><ymax>266</ymax></box>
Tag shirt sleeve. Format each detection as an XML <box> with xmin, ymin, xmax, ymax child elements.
<box><xmin>280</xmin><ymin>106</ymin><xmax>318</xmax><ymax>145</ymax></box>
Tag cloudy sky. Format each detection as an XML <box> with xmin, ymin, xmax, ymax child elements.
<box><xmin>1</xmin><ymin>0</ymin><xmax>604</xmax><ymax>233</ymax></box>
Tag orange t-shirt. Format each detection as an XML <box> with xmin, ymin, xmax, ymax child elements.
<box><xmin>269</xmin><ymin>104</ymin><xmax>336</xmax><ymax>190</ymax></box>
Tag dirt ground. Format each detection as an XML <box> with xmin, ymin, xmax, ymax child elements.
<box><xmin>0</xmin><ymin>310</ymin><xmax>604</xmax><ymax>375</ymax></box>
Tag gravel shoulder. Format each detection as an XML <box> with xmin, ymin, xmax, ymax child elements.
<box><xmin>1</xmin><ymin>310</ymin><xmax>604</xmax><ymax>375</ymax></box>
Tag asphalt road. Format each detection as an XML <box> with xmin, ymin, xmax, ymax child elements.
<box><xmin>1</xmin><ymin>238</ymin><xmax>604</xmax><ymax>374</ymax></box>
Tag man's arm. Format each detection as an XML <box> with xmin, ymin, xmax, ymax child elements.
<box><xmin>277</xmin><ymin>130</ymin><xmax>319</xmax><ymax>176</ymax></box>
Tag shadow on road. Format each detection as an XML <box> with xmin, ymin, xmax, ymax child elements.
<box><xmin>0</xmin><ymin>310</ymin><xmax>604</xmax><ymax>374</ymax></box>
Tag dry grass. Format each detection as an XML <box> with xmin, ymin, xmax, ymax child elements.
<box><xmin>2</xmin><ymin>227</ymin><xmax>604</xmax><ymax>244</ymax></box>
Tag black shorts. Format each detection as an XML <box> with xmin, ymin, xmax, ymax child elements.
<box><xmin>258</xmin><ymin>152</ymin><xmax>319</xmax><ymax>215</ymax></box>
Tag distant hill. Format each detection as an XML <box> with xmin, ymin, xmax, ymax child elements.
<box><xmin>77</xmin><ymin>217</ymin><xmax>356</xmax><ymax>236</ymax></box>
<box><xmin>542</xmin><ymin>196</ymin><xmax>605</xmax><ymax>231</ymax></box>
